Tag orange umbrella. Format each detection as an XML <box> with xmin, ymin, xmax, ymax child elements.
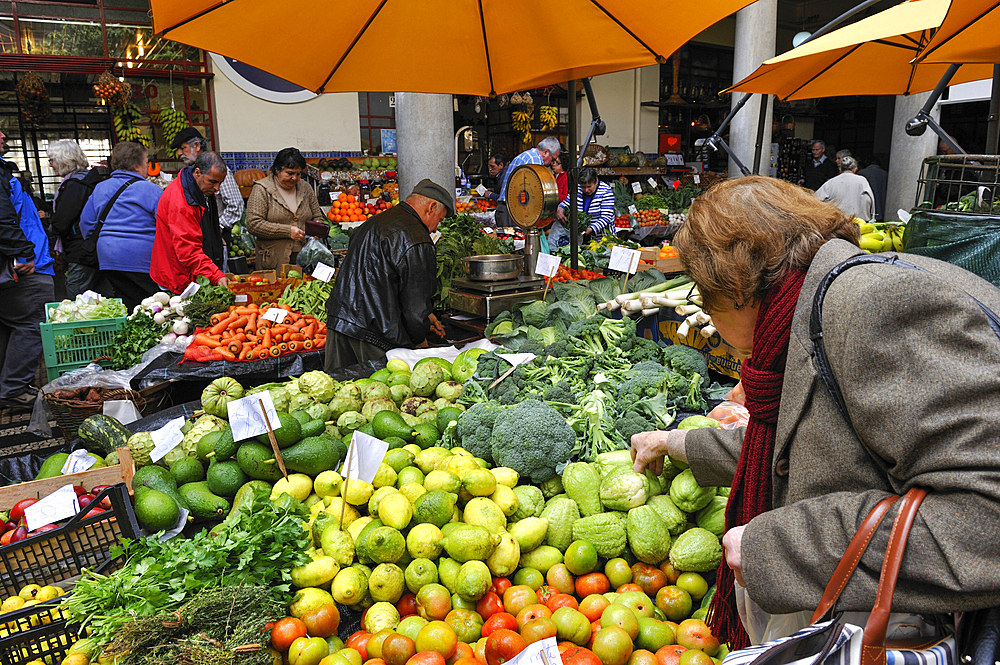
<box><xmin>151</xmin><ymin>0</ymin><xmax>757</xmax><ymax>96</ymax></box>
<box><xmin>915</xmin><ymin>0</ymin><xmax>1000</xmax><ymax>64</ymax></box>
<box><xmin>723</xmin><ymin>0</ymin><xmax>993</xmax><ymax>101</ymax></box>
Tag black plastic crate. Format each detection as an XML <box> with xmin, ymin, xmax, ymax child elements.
<box><xmin>0</xmin><ymin>484</ymin><xmax>140</xmax><ymax>598</ymax></box>
<box><xmin>0</xmin><ymin>598</ymin><xmax>78</xmax><ymax>665</ymax></box>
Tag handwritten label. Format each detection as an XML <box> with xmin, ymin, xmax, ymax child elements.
<box><xmin>506</xmin><ymin>637</ymin><xmax>561</xmax><ymax>665</ymax></box>
<box><xmin>497</xmin><ymin>353</ymin><xmax>537</xmax><ymax>367</ymax></box>
<box><xmin>475</xmin><ymin>184</ymin><xmax>487</xmax><ymax>197</ymax></box>
<box><xmin>180</xmin><ymin>282</ymin><xmax>200</xmax><ymax>299</ymax></box>
<box><xmin>227</xmin><ymin>391</ymin><xmax>282</xmax><ymax>443</ymax></box>
<box><xmin>608</xmin><ymin>246</ymin><xmax>642</xmax><ymax>274</ymax></box>
<box><xmin>149</xmin><ymin>416</ymin><xmax>186</xmax><ymax>463</ymax></box>
<box><xmin>648</xmin><ymin>178</ymin><xmax>659</xmax><ymax>188</ymax></box>
<box><xmin>628</xmin><ymin>205</ymin><xmax>638</xmax><ymax>214</ymax></box>
<box><xmin>694</xmin><ymin>175</ymin><xmax>701</xmax><ymax>184</ymax></box>
<box><xmin>235</xmin><ymin>294</ymin><xmax>248</xmax><ymax>303</ymax></box>
<box><xmin>533</xmin><ymin>252</ymin><xmax>561</xmax><ymax>278</ymax></box>
<box><xmin>61</xmin><ymin>449</ymin><xmax>96</xmax><ymax>475</ymax></box>
<box><xmin>341</xmin><ymin>431</ymin><xmax>390</xmax><ymax>485</ymax></box>
<box><xmin>312</xmin><ymin>262</ymin><xmax>335</xmax><ymax>283</ymax></box>
<box><xmin>262</xmin><ymin>308</ymin><xmax>289</xmax><ymax>323</ymax></box>
<box><xmin>81</xmin><ymin>290</ymin><xmax>101</xmax><ymax>304</ymax></box>
<box><xmin>631</xmin><ymin>181</ymin><xmax>643</xmax><ymax>194</ymax></box>
<box><xmin>24</xmin><ymin>485</ymin><xmax>79</xmax><ymax>531</ymax></box>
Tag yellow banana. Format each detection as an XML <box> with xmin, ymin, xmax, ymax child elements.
<box><xmin>890</xmin><ymin>226</ymin><xmax>905</xmax><ymax>252</ymax></box>
<box><xmin>859</xmin><ymin>232</ymin><xmax>885</xmax><ymax>252</ymax></box>
<box><xmin>858</xmin><ymin>222</ymin><xmax>876</xmax><ymax>234</ymax></box>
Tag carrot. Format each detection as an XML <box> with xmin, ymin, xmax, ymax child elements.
<box><xmin>228</xmin><ymin>341</ymin><xmax>241</xmax><ymax>355</ymax></box>
<box><xmin>302</xmin><ymin>340</ymin><xmax>313</xmax><ymax>350</ymax></box>
<box><xmin>227</xmin><ymin>316</ymin><xmax>249</xmax><ymax>330</ymax></box>
<box><xmin>269</xmin><ymin>346</ymin><xmax>281</xmax><ymax>357</ymax></box>
<box><xmin>194</xmin><ymin>333</ymin><xmax>223</xmax><ymax>348</ymax></box>
<box><xmin>289</xmin><ymin>333</ymin><xmax>305</xmax><ymax>342</ymax></box>
<box><xmin>210</xmin><ymin>313</ymin><xmax>226</xmax><ymax>326</ymax></box>
<box><xmin>287</xmin><ymin>311</ymin><xmax>302</xmax><ymax>323</ymax></box>
<box><xmin>287</xmin><ymin>341</ymin><xmax>300</xmax><ymax>352</ymax></box>
<box><xmin>313</xmin><ymin>336</ymin><xmax>326</xmax><ymax>347</ymax></box>
<box><xmin>209</xmin><ymin>315</ymin><xmax>234</xmax><ymax>336</ymax></box>
<box><xmin>246</xmin><ymin>314</ymin><xmax>257</xmax><ymax>331</ymax></box>
<box><xmin>302</xmin><ymin>324</ymin><xmax>315</xmax><ymax>338</ymax></box>
<box><xmin>235</xmin><ymin>333</ymin><xmax>247</xmax><ymax>342</ymax></box>
<box><xmin>271</xmin><ymin>325</ymin><xmax>290</xmax><ymax>335</ymax></box>
<box><xmin>246</xmin><ymin>333</ymin><xmax>258</xmax><ymax>343</ymax></box>
<box><xmin>238</xmin><ymin>345</ymin><xmax>251</xmax><ymax>361</ymax></box>
<box><xmin>234</xmin><ymin>307</ymin><xmax>257</xmax><ymax>315</ymax></box>
<box><xmin>262</xmin><ymin>328</ymin><xmax>272</xmax><ymax>348</ymax></box>
<box><xmin>216</xmin><ymin>347</ymin><xmax>237</xmax><ymax>361</ymax></box>
<box><xmin>278</xmin><ymin>304</ymin><xmax>292</xmax><ymax>311</ymax></box>
<box><xmin>278</xmin><ymin>342</ymin><xmax>288</xmax><ymax>352</ymax></box>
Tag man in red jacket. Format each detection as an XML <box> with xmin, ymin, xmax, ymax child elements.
<box><xmin>150</xmin><ymin>151</ymin><xmax>229</xmax><ymax>293</ymax></box>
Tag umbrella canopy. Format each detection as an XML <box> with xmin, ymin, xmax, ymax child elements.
<box><xmin>915</xmin><ymin>0</ymin><xmax>1000</xmax><ymax>64</ymax></box>
<box><xmin>723</xmin><ymin>0</ymin><xmax>993</xmax><ymax>101</ymax></box>
<box><xmin>151</xmin><ymin>0</ymin><xmax>757</xmax><ymax>96</ymax></box>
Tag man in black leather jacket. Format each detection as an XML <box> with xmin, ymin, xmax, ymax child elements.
<box><xmin>325</xmin><ymin>179</ymin><xmax>452</xmax><ymax>369</ymax></box>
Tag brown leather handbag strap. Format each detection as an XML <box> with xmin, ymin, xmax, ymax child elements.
<box><xmin>811</xmin><ymin>494</ymin><xmax>902</xmax><ymax>624</ymax></box>
<box><xmin>860</xmin><ymin>487</ymin><xmax>929</xmax><ymax>665</ymax></box>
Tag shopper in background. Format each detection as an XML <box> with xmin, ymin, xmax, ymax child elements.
<box><xmin>631</xmin><ymin>176</ymin><xmax>1000</xmax><ymax>648</ymax></box>
<box><xmin>799</xmin><ymin>139</ymin><xmax>838</xmax><ymax>190</ymax></box>
<box><xmin>79</xmin><ymin>142</ymin><xmax>163</xmax><ymax>312</ymax></box>
<box><xmin>0</xmin><ymin>126</ymin><xmax>54</xmax><ymax>411</ymax></box>
<box><xmin>815</xmin><ymin>155</ymin><xmax>875</xmax><ymax>220</ymax></box>
<box><xmin>552</xmin><ymin>153</ymin><xmax>568</xmax><ymax>203</ymax></box>
<box><xmin>171</xmin><ymin>127</ymin><xmax>244</xmax><ymax>236</ymax></box>
<box><xmin>834</xmin><ymin>148</ymin><xmax>852</xmax><ymax>168</ymax></box>
<box><xmin>550</xmin><ymin>167</ymin><xmax>615</xmax><ymax>247</ymax></box>
<box><xmin>47</xmin><ymin>140</ymin><xmax>103</xmax><ymax>297</ymax></box>
<box><xmin>150</xmin><ymin>151</ymin><xmax>228</xmax><ymax>293</ymax></box>
<box><xmin>325</xmin><ymin>179</ymin><xmax>450</xmax><ymax>369</ymax></box>
<box><xmin>857</xmin><ymin>154</ymin><xmax>889</xmax><ymax>221</ymax></box>
<box><xmin>245</xmin><ymin>147</ymin><xmax>325</xmax><ymax>270</ymax></box>
<box><xmin>496</xmin><ymin>137</ymin><xmax>561</xmax><ymax>226</ymax></box>
<box><xmin>483</xmin><ymin>153</ymin><xmax>508</xmax><ymax>202</ymax></box>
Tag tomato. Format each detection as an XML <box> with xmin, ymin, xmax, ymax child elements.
<box><xmin>398</xmin><ymin>593</ymin><xmax>418</xmax><ymax>617</ymax></box>
<box><xmin>485</xmin><ymin>629</ymin><xmax>527</xmax><ymax>665</ymax></box>
<box><xmin>631</xmin><ymin>564</ymin><xmax>668</xmax><ymax>597</ymax></box>
<box><xmin>551</xmin><ymin>608</ymin><xmax>593</xmax><ymax>648</ymax></box>
<box><xmin>560</xmin><ymin>646</ymin><xmax>603</xmax><ymax>665</ymax></box>
<box><xmin>521</xmin><ymin>617</ymin><xmax>558</xmax><ymax>645</ymax></box>
<box><xmin>272</xmin><ymin>617</ymin><xmax>308</xmax><ymax>651</ymax></box>
<box><xmin>447</xmin><ymin>643</ymin><xmax>475</xmax><ymax>665</ymax></box>
<box><xmin>10</xmin><ymin>499</ymin><xmax>38</xmax><ymax>523</ymax></box>
<box><xmin>545</xmin><ymin>594</ymin><xmax>579</xmax><ymax>613</ymax></box>
<box><xmin>515</xmin><ymin>604</ymin><xmax>551</xmax><ymax>629</ymax></box>
<box><xmin>475</xmin><ymin>592</ymin><xmax>504</xmax><ymax>621</ymax></box>
<box><xmin>302</xmin><ymin>604</ymin><xmax>340</xmax><ymax>638</ymax></box>
<box><xmin>481</xmin><ymin>613</ymin><xmax>518</xmax><ymax>638</ymax></box>
<box><xmin>535</xmin><ymin>585</ymin><xmax>558</xmax><ymax>604</ymax></box>
<box><xmin>382</xmin><ymin>634</ymin><xmax>417</xmax><ymax>665</ymax></box>
<box><xmin>445</xmin><ymin>609</ymin><xmax>484</xmax><ymax>644</ymax></box>
<box><xmin>347</xmin><ymin>631</ymin><xmax>372</xmax><ymax>661</ymax></box>
<box><xmin>488</xmin><ymin>578</ymin><xmax>511</xmax><ymax>597</ymax></box>
<box><xmin>407</xmin><ymin>653</ymin><xmax>447</xmax><ymax>665</ymax></box>
<box><xmin>575</xmin><ymin>574</ymin><xmax>611</xmax><ymax>598</ymax></box>
<box><xmin>288</xmin><ymin>636</ymin><xmax>330</xmax><ymax>665</ymax></box>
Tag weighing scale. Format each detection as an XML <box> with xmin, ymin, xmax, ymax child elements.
<box><xmin>446</xmin><ymin>165</ymin><xmax>558</xmax><ymax>323</ymax></box>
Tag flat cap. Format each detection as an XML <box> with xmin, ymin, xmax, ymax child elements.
<box><xmin>170</xmin><ymin>127</ymin><xmax>204</xmax><ymax>150</ymax></box>
<box><xmin>411</xmin><ymin>178</ymin><xmax>455</xmax><ymax>218</ymax></box>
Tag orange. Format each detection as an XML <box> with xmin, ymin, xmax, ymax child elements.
<box><xmin>339</xmin><ymin>193</ymin><xmax>348</xmax><ymax>202</ymax></box>
<box><xmin>347</xmin><ymin>195</ymin><xmax>356</xmax><ymax>203</ymax></box>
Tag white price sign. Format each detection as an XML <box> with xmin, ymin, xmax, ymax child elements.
<box><xmin>648</xmin><ymin>178</ymin><xmax>659</xmax><ymax>188</ymax></box>
<box><xmin>235</xmin><ymin>294</ymin><xmax>249</xmax><ymax>303</ymax></box>
<box><xmin>505</xmin><ymin>637</ymin><xmax>561</xmax><ymax>665</ymax></box>
<box><xmin>149</xmin><ymin>416</ymin><xmax>186</xmax><ymax>463</ymax></box>
<box><xmin>628</xmin><ymin>205</ymin><xmax>638</xmax><ymax>214</ymax></box>
<box><xmin>81</xmin><ymin>290</ymin><xmax>101</xmax><ymax>304</ymax></box>
<box><xmin>631</xmin><ymin>181</ymin><xmax>643</xmax><ymax>194</ymax></box>
<box><xmin>341</xmin><ymin>431</ymin><xmax>390</xmax><ymax>485</ymax></box>
<box><xmin>262</xmin><ymin>308</ymin><xmax>289</xmax><ymax>323</ymax></box>
<box><xmin>497</xmin><ymin>353</ymin><xmax>537</xmax><ymax>367</ymax></box>
<box><xmin>533</xmin><ymin>252</ymin><xmax>561</xmax><ymax>278</ymax></box>
<box><xmin>608</xmin><ymin>245</ymin><xmax>642</xmax><ymax>274</ymax></box>
<box><xmin>475</xmin><ymin>184</ymin><xmax>487</xmax><ymax>197</ymax></box>
<box><xmin>227</xmin><ymin>391</ymin><xmax>282</xmax><ymax>443</ymax></box>
<box><xmin>24</xmin><ymin>485</ymin><xmax>79</xmax><ymax>532</ymax></box>
<box><xmin>179</xmin><ymin>282</ymin><xmax>200</xmax><ymax>299</ymax></box>
<box><xmin>694</xmin><ymin>174</ymin><xmax>701</xmax><ymax>184</ymax></box>
<box><xmin>61</xmin><ymin>449</ymin><xmax>96</xmax><ymax>475</ymax></box>
<box><xmin>312</xmin><ymin>262</ymin><xmax>335</xmax><ymax>283</ymax></box>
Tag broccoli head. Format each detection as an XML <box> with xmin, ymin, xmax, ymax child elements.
<box><xmin>544</xmin><ymin>380</ymin><xmax>578</xmax><ymax>405</ymax></box>
<box><xmin>662</xmin><ymin>344</ymin><xmax>709</xmax><ymax>386</ymax></box>
<box><xmin>615</xmin><ymin>410</ymin><xmax>656</xmax><ymax>444</ymax></box>
<box><xmin>455</xmin><ymin>401</ymin><xmax>505</xmax><ymax>463</ymax></box>
<box><xmin>627</xmin><ymin>336</ymin><xmax>665</xmax><ymax>364</ymax></box>
<box><xmin>490</xmin><ymin>399</ymin><xmax>577</xmax><ymax>483</ymax></box>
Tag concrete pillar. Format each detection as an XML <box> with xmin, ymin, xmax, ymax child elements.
<box><xmin>395</xmin><ymin>93</ymin><xmax>455</xmax><ymax>205</ymax></box>
<box><xmin>886</xmin><ymin>92</ymin><xmax>938</xmax><ymax>219</ymax></box>
<box><xmin>729</xmin><ymin>0</ymin><xmax>777</xmax><ymax>177</ymax></box>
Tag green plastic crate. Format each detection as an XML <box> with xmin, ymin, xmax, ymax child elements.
<box><xmin>40</xmin><ymin>300</ymin><xmax>125</xmax><ymax>382</ymax></box>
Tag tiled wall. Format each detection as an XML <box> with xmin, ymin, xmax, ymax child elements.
<box><xmin>220</xmin><ymin>151</ymin><xmax>364</xmax><ymax>171</ymax></box>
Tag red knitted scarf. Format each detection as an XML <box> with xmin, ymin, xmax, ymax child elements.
<box><xmin>707</xmin><ymin>269</ymin><xmax>807</xmax><ymax>650</ymax></box>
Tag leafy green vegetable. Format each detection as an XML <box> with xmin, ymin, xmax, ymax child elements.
<box><xmin>182</xmin><ymin>276</ymin><xmax>235</xmax><ymax>329</ymax></box>
<box><xmin>279</xmin><ymin>279</ymin><xmax>333</xmax><ymax>322</ymax></box>
<box><xmin>111</xmin><ymin>310</ymin><xmax>165</xmax><ymax>369</ymax></box>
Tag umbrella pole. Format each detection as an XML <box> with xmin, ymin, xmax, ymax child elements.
<box><xmin>986</xmin><ymin>65</ymin><xmax>1000</xmax><ymax>155</ymax></box>
<box><xmin>754</xmin><ymin>94</ymin><xmax>771</xmax><ymax>174</ymax></box>
<box><xmin>568</xmin><ymin>79</ymin><xmax>579</xmax><ymax>270</ymax></box>
<box><xmin>703</xmin><ymin>93</ymin><xmax>753</xmax><ymax>176</ymax></box>
<box><xmin>904</xmin><ymin>64</ymin><xmax>966</xmax><ymax>155</ymax></box>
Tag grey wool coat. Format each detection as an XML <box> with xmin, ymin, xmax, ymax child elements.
<box><xmin>686</xmin><ymin>239</ymin><xmax>1000</xmax><ymax>616</ymax></box>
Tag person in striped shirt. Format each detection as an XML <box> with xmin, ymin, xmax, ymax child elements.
<box><xmin>550</xmin><ymin>168</ymin><xmax>615</xmax><ymax>247</ymax></box>
<box><xmin>495</xmin><ymin>137</ymin><xmax>561</xmax><ymax>227</ymax></box>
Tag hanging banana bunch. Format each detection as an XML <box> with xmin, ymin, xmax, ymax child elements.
<box><xmin>113</xmin><ymin>102</ymin><xmax>150</xmax><ymax>148</ymax></box>
<box><xmin>158</xmin><ymin>107</ymin><xmax>187</xmax><ymax>153</ymax></box>
<box><xmin>539</xmin><ymin>106</ymin><xmax>558</xmax><ymax>131</ymax></box>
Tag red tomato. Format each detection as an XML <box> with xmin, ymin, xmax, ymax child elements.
<box><xmin>489</xmin><ymin>578</ymin><xmax>512</xmax><ymax>597</ymax></box>
<box><xmin>482</xmin><ymin>613</ymin><xmax>518</xmax><ymax>638</ymax></box>
<box><xmin>475</xmin><ymin>592</ymin><xmax>504</xmax><ymax>621</ymax></box>
<box><xmin>398</xmin><ymin>593</ymin><xmax>419</xmax><ymax>617</ymax></box>
<box><xmin>485</xmin><ymin>630</ymin><xmax>526</xmax><ymax>665</ymax></box>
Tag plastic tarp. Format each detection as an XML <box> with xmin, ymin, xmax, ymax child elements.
<box><xmin>903</xmin><ymin>209</ymin><xmax>1000</xmax><ymax>288</ymax></box>
<box><xmin>130</xmin><ymin>350</ymin><xmax>326</xmax><ymax>389</ymax></box>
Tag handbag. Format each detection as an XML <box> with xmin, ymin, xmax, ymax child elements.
<box><xmin>724</xmin><ymin>489</ymin><xmax>956</xmax><ymax>665</ymax></box>
<box><xmin>78</xmin><ymin>175</ymin><xmax>142</xmax><ymax>267</ymax></box>
<box><xmin>304</xmin><ymin>219</ymin><xmax>330</xmax><ymax>238</ymax></box>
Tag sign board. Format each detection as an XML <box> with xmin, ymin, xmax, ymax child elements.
<box><xmin>312</xmin><ymin>262</ymin><xmax>335</xmax><ymax>282</ymax></box>
<box><xmin>227</xmin><ymin>392</ymin><xmax>282</xmax><ymax>442</ymax></box>
<box><xmin>608</xmin><ymin>246</ymin><xmax>641</xmax><ymax>274</ymax></box>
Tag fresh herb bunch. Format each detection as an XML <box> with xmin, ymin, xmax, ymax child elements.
<box><xmin>279</xmin><ymin>279</ymin><xmax>333</xmax><ymax>322</ymax></box>
<box><xmin>182</xmin><ymin>276</ymin><xmax>235</xmax><ymax>330</ymax></box>
<box><xmin>435</xmin><ymin>213</ymin><xmax>487</xmax><ymax>308</ymax></box>
<box><xmin>111</xmin><ymin>310</ymin><xmax>165</xmax><ymax>369</ymax></box>
<box><xmin>63</xmin><ymin>494</ymin><xmax>311</xmax><ymax>647</ymax></box>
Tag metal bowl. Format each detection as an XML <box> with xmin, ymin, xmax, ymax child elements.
<box><xmin>461</xmin><ymin>254</ymin><xmax>524</xmax><ymax>281</ymax></box>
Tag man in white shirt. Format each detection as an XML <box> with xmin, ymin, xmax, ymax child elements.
<box><xmin>815</xmin><ymin>155</ymin><xmax>875</xmax><ymax>220</ymax></box>
<box><xmin>170</xmin><ymin>128</ymin><xmax>244</xmax><ymax>233</ymax></box>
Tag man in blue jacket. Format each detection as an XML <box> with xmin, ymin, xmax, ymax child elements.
<box><xmin>0</xmin><ymin>127</ymin><xmax>55</xmax><ymax>410</ymax></box>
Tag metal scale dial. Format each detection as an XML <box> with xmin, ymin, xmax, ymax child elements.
<box><xmin>504</xmin><ymin>164</ymin><xmax>559</xmax><ymax>275</ymax></box>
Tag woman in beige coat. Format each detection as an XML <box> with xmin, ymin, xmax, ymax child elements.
<box><xmin>246</xmin><ymin>147</ymin><xmax>325</xmax><ymax>270</ymax></box>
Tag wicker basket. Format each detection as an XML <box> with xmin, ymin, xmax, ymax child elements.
<box><xmin>43</xmin><ymin>382</ymin><xmax>171</xmax><ymax>442</ymax></box>
<box><xmin>680</xmin><ymin>171</ymin><xmax>726</xmax><ymax>189</ymax></box>
<box><xmin>582</xmin><ymin>143</ymin><xmax>608</xmax><ymax>166</ymax></box>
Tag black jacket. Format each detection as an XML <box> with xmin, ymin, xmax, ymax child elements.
<box><xmin>326</xmin><ymin>202</ymin><xmax>436</xmax><ymax>350</ymax></box>
<box><xmin>0</xmin><ymin>164</ymin><xmax>34</xmax><ymax>261</ymax></box>
<box><xmin>802</xmin><ymin>156</ymin><xmax>838</xmax><ymax>190</ymax></box>
<box><xmin>50</xmin><ymin>169</ymin><xmax>105</xmax><ymax>263</ymax></box>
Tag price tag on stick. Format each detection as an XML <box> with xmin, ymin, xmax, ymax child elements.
<box><xmin>61</xmin><ymin>449</ymin><xmax>97</xmax><ymax>475</ymax></box>
<box><xmin>533</xmin><ymin>252</ymin><xmax>560</xmax><ymax>279</ymax></box>
<box><xmin>149</xmin><ymin>417</ymin><xmax>186</xmax><ymax>463</ymax></box>
<box><xmin>312</xmin><ymin>262</ymin><xmax>335</xmax><ymax>283</ymax></box>
<box><xmin>24</xmin><ymin>485</ymin><xmax>79</xmax><ymax>532</ymax></box>
<box><xmin>262</xmin><ymin>308</ymin><xmax>289</xmax><ymax>323</ymax></box>
<box><xmin>227</xmin><ymin>391</ymin><xmax>282</xmax><ymax>443</ymax></box>
<box><xmin>631</xmin><ymin>181</ymin><xmax>643</xmax><ymax>194</ymax></box>
<box><xmin>608</xmin><ymin>245</ymin><xmax>642</xmax><ymax>274</ymax></box>
<box><xmin>179</xmin><ymin>282</ymin><xmax>200</xmax><ymax>299</ymax></box>
<box><xmin>340</xmin><ymin>431</ymin><xmax>390</xmax><ymax>485</ymax></box>
<box><xmin>258</xmin><ymin>398</ymin><xmax>288</xmax><ymax>480</ymax></box>
<box><xmin>628</xmin><ymin>205</ymin><xmax>638</xmax><ymax>214</ymax></box>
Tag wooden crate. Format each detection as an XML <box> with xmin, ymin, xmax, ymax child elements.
<box><xmin>0</xmin><ymin>447</ymin><xmax>135</xmax><ymax>509</ymax></box>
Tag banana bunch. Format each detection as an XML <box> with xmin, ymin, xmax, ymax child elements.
<box><xmin>512</xmin><ymin>109</ymin><xmax>532</xmax><ymax>145</ymax></box>
<box><xmin>158</xmin><ymin>107</ymin><xmax>187</xmax><ymax>152</ymax></box>
<box><xmin>539</xmin><ymin>105</ymin><xmax>558</xmax><ymax>130</ymax></box>
<box><xmin>113</xmin><ymin>103</ymin><xmax>150</xmax><ymax>148</ymax></box>
<box><xmin>856</xmin><ymin>218</ymin><xmax>905</xmax><ymax>253</ymax></box>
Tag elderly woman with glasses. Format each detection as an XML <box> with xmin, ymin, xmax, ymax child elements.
<box><xmin>47</xmin><ymin>139</ymin><xmax>101</xmax><ymax>297</ymax></box>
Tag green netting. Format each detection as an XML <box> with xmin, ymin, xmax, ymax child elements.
<box><xmin>903</xmin><ymin>209</ymin><xmax>1000</xmax><ymax>288</ymax></box>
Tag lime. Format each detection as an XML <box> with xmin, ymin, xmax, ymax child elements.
<box><xmin>386</xmin><ymin>358</ymin><xmax>411</xmax><ymax>373</ymax></box>
<box><xmin>397</xmin><ymin>466</ymin><xmax>425</xmax><ymax>487</ymax></box>
<box><xmin>384</xmin><ymin>449</ymin><xmax>415</xmax><ymax>473</ymax></box>
<box><xmin>406</xmin><ymin>523</ymin><xmax>444</xmax><ymax>559</ymax></box>
<box><xmin>461</xmin><ymin>468</ymin><xmax>497</xmax><ymax>497</ymax></box>
<box><xmin>412</xmin><ymin>490</ymin><xmax>458</xmax><ymax>528</ymax></box>
<box><xmin>398</xmin><ymin>482</ymin><xmax>427</xmax><ymax>505</ymax></box>
<box><xmin>423</xmin><ymin>470</ymin><xmax>461</xmax><ymax>494</ymax></box>
<box><xmin>369</xmin><ymin>369</ymin><xmax>393</xmax><ymax>384</ymax></box>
